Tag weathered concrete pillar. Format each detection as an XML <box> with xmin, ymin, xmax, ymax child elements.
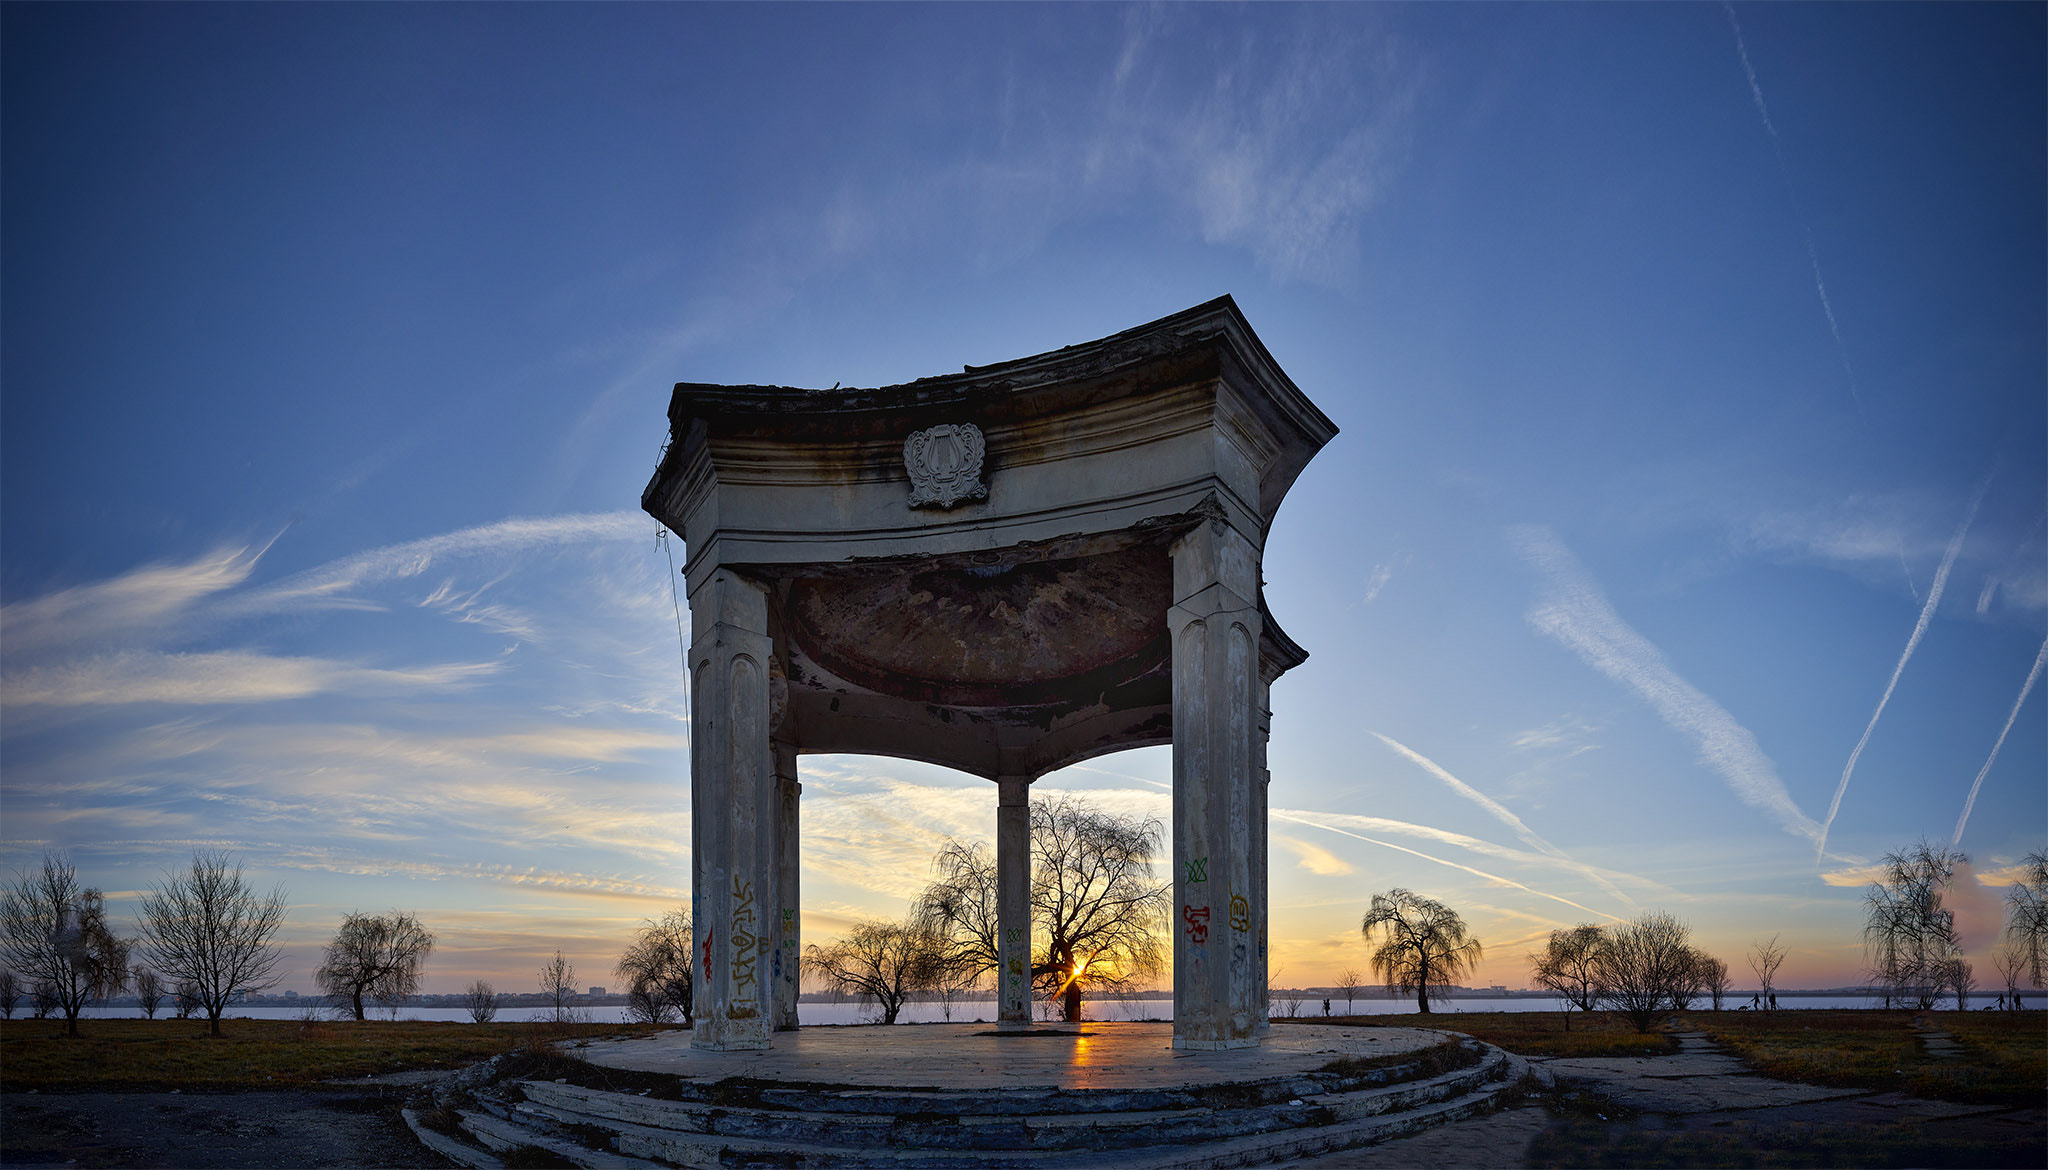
<box><xmin>772</xmin><ymin>741</ymin><xmax>801</xmax><ymax>1032</ymax></box>
<box><xmin>689</xmin><ymin>569</ymin><xmax>776</xmax><ymax>1051</ymax></box>
<box><xmin>1254</xmin><ymin>677</ymin><xmax>1273</xmax><ymax>1035</ymax></box>
<box><xmin>1169</xmin><ymin>520</ymin><xmax>1262</xmax><ymax>1050</ymax></box>
<box><xmin>996</xmin><ymin>775</ymin><xmax>1033</xmax><ymax>1028</ymax></box>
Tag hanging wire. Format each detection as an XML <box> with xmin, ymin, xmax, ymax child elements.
<box><xmin>657</xmin><ymin>526</ymin><xmax>691</xmax><ymax>748</ymax></box>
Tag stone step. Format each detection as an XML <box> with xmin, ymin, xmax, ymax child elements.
<box><xmin>399</xmin><ymin>1107</ymin><xmax>504</xmax><ymax>1170</ymax></box>
<box><xmin>1119</xmin><ymin>1056</ymin><xmax>1530</xmax><ymax>1170</ymax></box>
<box><xmin>458</xmin><ymin>1108</ymin><xmax>664</xmax><ymax>1169</ymax></box>
<box><xmin>486</xmin><ymin>1045</ymin><xmax>1515</xmax><ymax>1165</ymax></box>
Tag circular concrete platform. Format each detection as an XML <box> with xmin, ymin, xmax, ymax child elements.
<box><xmin>572</xmin><ymin>1020</ymin><xmax>1451</xmax><ymax>1092</ymax></box>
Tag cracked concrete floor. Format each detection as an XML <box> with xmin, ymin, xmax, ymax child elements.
<box><xmin>1273</xmin><ymin>1031</ymin><xmax>2044</xmax><ymax>1168</ymax></box>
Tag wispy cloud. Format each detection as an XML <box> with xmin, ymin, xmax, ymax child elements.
<box><xmin>1274</xmin><ymin>809</ymin><xmax>1624</xmax><ymax>924</ymax></box>
<box><xmin>1818</xmin><ymin>864</ymin><xmax>1884</xmax><ymax>889</ymax></box>
<box><xmin>2</xmin><ymin>650</ymin><xmax>504</xmax><ymax>708</ymax></box>
<box><xmin>1361</xmin><ymin>563</ymin><xmax>1394</xmax><ymax>604</ymax></box>
<box><xmin>1369</xmin><ymin>732</ymin><xmax>1631</xmax><ymax>905</ymax></box>
<box><xmin>1273</xmin><ymin>806</ymin><xmax>1662</xmax><ymax>903</ymax></box>
<box><xmin>1273</xmin><ymin>833</ymin><xmax>1355</xmax><ymax>876</ymax></box>
<box><xmin>1952</xmin><ymin>634</ymin><xmax>2048</xmax><ymax>847</ymax></box>
<box><xmin>230</xmin><ymin>511</ymin><xmax>646</xmax><ymax>618</ymax></box>
<box><xmin>0</xmin><ymin>535</ymin><xmax>280</xmax><ymax>655</ymax></box>
<box><xmin>1818</xmin><ymin>482</ymin><xmax>1986</xmax><ymax>858</ymax></box>
<box><xmin>1509</xmin><ymin>525</ymin><xmax>1823</xmax><ymax>845</ymax></box>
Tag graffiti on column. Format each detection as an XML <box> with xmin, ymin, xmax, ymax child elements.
<box><xmin>1228</xmin><ymin>890</ymin><xmax>1249</xmax><ymax>933</ymax></box>
<box><xmin>731</xmin><ymin>875</ymin><xmax>760</xmax><ymax>1018</ymax></box>
<box><xmin>1184</xmin><ymin>856</ymin><xmax>1207</xmax><ymax>883</ymax></box>
<box><xmin>782</xmin><ymin>908</ymin><xmax>798</xmax><ymax>981</ymax></box>
<box><xmin>1182</xmin><ymin>904</ymin><xmax>1210</xmax><ymax>943</ymax></box>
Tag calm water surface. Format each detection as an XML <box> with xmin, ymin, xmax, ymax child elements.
<box><xmin>73</xmin><ymin>993</ymin><xmax>2031</xmax><ymax>1025</ymax></box>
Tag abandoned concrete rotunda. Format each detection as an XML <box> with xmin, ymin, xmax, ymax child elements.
<box><xmin>642</xmin><ymin>296</ymin><xmax>1337</xmax><ymax>1052</ymax></box>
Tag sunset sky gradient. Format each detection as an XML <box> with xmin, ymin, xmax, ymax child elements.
<box><xmin>3</xmin><ymin>3</ymin><xmax>2042</xmax><ymax>997</ymax></box>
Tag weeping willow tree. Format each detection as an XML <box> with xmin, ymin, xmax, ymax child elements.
<box><xmin>1359</xmin><ymin>888</ymin><xmax>1483</xmax><ymax>1014</ymax></box>
<box><xmin>1863</xmin><ymin>840</ymin><xmax>1964</xmax><ymax>1010</ymax></box>
<box><xmin>917</xmin><ymin>792</ymin><xmax>1168</xmax><ymax>1023</ymax></box>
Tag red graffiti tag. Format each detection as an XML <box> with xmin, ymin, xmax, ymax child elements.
<box><xmin>1181</xmin><ymin>904</ymin><xmax>1210</xmax><ymax>943</ymax></box>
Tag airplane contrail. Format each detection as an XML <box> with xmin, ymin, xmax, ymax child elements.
<box><xmin>1271</xmin><ymin>810</ymin><xmax>1625</xmax><ymax>924</ymax></box>
<box><xmin>1511</xmin><ymin>526</ymin><xmax>1822</xmax><ymax>844</ymax></box>
<box><xmin>1369</xmin><ymin>732</ymin><xmax>1633</xmax><ymax>906</ymax></box>
<box><xmin>1951</xmin><ymin>634</ymin><xmax>2048</xmax><ymax>847</ymax></box>
<box><xmin>1816</xmin><ymin>481</ymin><xmax>1986</xmax><ymax>860</ymax></box>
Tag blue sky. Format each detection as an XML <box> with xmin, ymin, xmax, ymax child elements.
<box><xmin>3</xmin><ymin>3</ymin><xmax>2041</xmax><ymax>996</ymax></box>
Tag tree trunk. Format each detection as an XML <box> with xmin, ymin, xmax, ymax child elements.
<box><xmin>1415</xmin><ymin>987</ymin><xmax>1431</xmax><ymax>1013</ymax></box>
<box><xmin>1063</xmin><ymin>981</ymin><xmax>1081</xmax><ymax>1023</ymax></box>
<box><xmin>64</xmin><ymin>1010</ymin><xmax>79</xmax><ymax>1038</ymax></box>
<box><xmin>208</xmin><ymin>1011</ymin><xmax>223</xmax><ymax>1038</ymax></box>
<box><xmin>351</xmin><ymin>989</ymin><xmax>366</xmax><ymax>1021</ymax></box>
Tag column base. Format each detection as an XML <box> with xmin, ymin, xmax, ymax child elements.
<box><xmin>691</xmin><ymin>1035</ymin><xmax>772</xmax><ymax>1051</ymax></box>
<box><xmin>1172</xmin><ymin>1035</ymin><xmax>1261</xmax><ymax>1051</ymax></box>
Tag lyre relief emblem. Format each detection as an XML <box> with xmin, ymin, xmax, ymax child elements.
<box><xmin>903</xmin><ymin>423</ymin><xmax>989</xmax><ymax>509</ymax></box>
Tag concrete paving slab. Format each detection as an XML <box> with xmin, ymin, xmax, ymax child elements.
<box><xmin>1537</xmin><ymin>1055</ymin><xmax>1862</xmax><ymax>1112</ymax></box>
<box><xmin>571</xmin><ymin>1020</ymin><xmax>1448</xmax><ymax>1092</ymax></box>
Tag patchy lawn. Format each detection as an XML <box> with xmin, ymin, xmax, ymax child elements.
<box><xmin>1682</xmin><ymin>1009</ymin><xmax>2047</xmax><ymax>1107</ymax></box>
<box><xmin>0</xmin><ymin>1018</ymin><xmax>670</xmax><ymax>1092</ymax></box>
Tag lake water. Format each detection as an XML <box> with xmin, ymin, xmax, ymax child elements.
<box><xmin>69</xmin><ymin>992</ymin><xmax>2034</xmax><ymax>1025</ymax></box>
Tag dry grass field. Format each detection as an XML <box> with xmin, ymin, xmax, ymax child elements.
<box><xmin>1683</xmin><ymin>1008</ymin><xmax>2047</xmax><ymax>1107</ymax></box>
<box><xmin>0</xmin><ymin>1017</ymin><xmax>663</xmax><ymax>1092</ymax></box>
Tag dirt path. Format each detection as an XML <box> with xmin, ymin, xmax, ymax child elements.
<box><xmin>1277</xmin><ymin>1030</ymin><xmax>2045</xmax><ymax>1168</ymax></box>
<box><xmin>0</xmin><ymin>1085</ymin><xmax>455</xmax><ymax>1169</ymax></box>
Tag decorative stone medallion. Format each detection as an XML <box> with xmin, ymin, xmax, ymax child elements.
<box><xmin>903</xmin><ymin>423</ymin><xmax>989</xmax><ymax>509</ymax></box>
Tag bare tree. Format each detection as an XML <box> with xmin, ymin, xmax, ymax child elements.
<box><xmin>918</xmin><ymin>794</ymin><xmax>1169</xmax><ymax>1023</ymax></box>
<box><xmin>538</xmin><ymin>951</ymin><xmax>578</xmax><ymax>1022</ymax></box>
<box><xmin>615</xmin><ymin>909</ymin><xmax>693</xmax><ymax>1026</ymax></box>
<box><xmin>1594</xmin><ymin>911</ymin><xmax>1698</xmax><ymax>1033</ymax></box>
<box><xmin>136</xmin><ymin>850</ymin><xmax>287</xmax><ymax>1037</ymax></box>
<box><xmin>1668</xmin><ymin>948</ymin><xmax>1713</xmax><ymax>1012</ymax></box>
<box><xmin>1698</xmin><ymin>953</ymin><xmax>1731</xmax><ymax>1010</ymax></box>
<box><xmin>31</xmin><ymin>982</ymin><xmax>57</xmax><ymax>1018</ymax></box>
<box><xmin>1990</xmin><ymin>942</ymin><xmax>2025</xmax><ymax>1008</ymax></box>
<box><xmin>1864</xmin><ymin>840</ymin><xmax>1964</xmax><ymax>1010</ymax></box>
<box><xmin>1748</xmin><ymin>934</ymin><xmax>1786</xmax><ymax>1009</ymax></box>
<box><xmin>2001</xmin><ymin>849</ymin><xmax>2047</xmax><ymax>989</ymax></box>
<box><xmin>0</xmin><ymin>970</ymin><xmax>18</xmax><ymax>1019</ymax></box>
<box><xmin>1031</xmin><ymin>795</ymin><xmax>1169</xmax><ymax>1022</ymax></box>
<box><xmin>314</xmin><ymin>911</ymin><xmax>434</xmax><ymax>1022</ymax></box>
<box><xmin>133</xmin><ymin>967</ymin><xmax>164</xmax><ymax>1019</ymax></box>
<box><xmin>465</xmin><ymin>979</ymin><xmax>499</xmax><ymax>1024</ymax></box>
<box><xmin>804</xmin><ymin>918</ymin><xmax>945</xmax><ymax>1024</ymax></box>
<box><xmin>1359</xmin><ymin>889</ymin><xmax>1483</xmax><ymax>1014</ymax></box>
<box><xmin>1</xmin><ymin>854</ymin><xmax>131</xmax><ymax>1037</ymax></box>
<box><xmin>1940</xmin><ymin>957</ymin><xmax>1974</xmax><ymax>1011</ymax></box>
<box><xmin>1336</xmin><ymin>966</ymin><xmax>1363</xmax><ymax>1015</ymax></box>
<box><xmin>1529</xmin><ymin>924</ymin><xmax>1606</xmax><ymax>1024</ymax></box>
<box><xmin>171</xmin><ymin>980</ymin><xmax>201</xmax><ymax>1019</ymax></box>
<box><xmin>915</xmin><ymin>840</ymin><xmax>1003</xmax><ymax>987</ymax></box>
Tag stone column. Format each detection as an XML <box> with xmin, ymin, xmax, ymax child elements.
<box><xmin>1253</xmin><ymin>677</ymin><xmax>1273</xmax><ymax>1035</ymax></box>
<box><xmin>688</xmin><ymin>569</ymin><xmax>777</xmax><ymax>1051</ymax></box>
<box><xmin>772</xmin><ymin>741</ymin><xmax>801</xmax><ymax>1032</ymax></box>
<box><xmin>996</xmin><ymin>775</ymin><xmax>1033</xmax><ymax>1028</ymax></box>
<box><xmin>1169</xmin><ymin>520</ymin><xmax>1262</xmax><ymax>1050</ymax></box>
